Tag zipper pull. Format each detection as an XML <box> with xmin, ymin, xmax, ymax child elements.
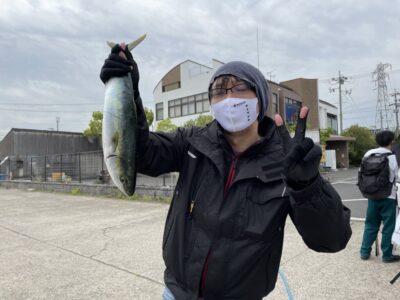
<box><xmin>189</xmin><ymin>200</ymin><xmax>195</xmax><ymax>218</ymax></box>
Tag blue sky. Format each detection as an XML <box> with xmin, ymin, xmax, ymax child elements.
<box><xmin>1</xmin><ymin>0</ymin><xmax>400</xmax><ymax>139</ymax></box>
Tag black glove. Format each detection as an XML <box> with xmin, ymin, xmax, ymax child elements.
<box><xmin>275</xmin><ymin>108</ymin><xmax>322</xmax><ymax>189</ymax></box>
<box><xmin>100</xmin><ymin>44</ymin><xmax>140</xmax><ymax>99</ymax></box>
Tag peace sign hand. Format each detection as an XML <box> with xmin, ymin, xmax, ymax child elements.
<box><xmin>274</xmin><ymin>107</ymin><xmax>322</xmax><ymax>189</ymax></box>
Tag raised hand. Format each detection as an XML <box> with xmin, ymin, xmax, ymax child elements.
<box><xmin>100</xmin><ymin>43</ymin><xmax>140</xmax><ymax>99</ymax></box>
<box><xmin>274</xmin><ymin>106</ymin><xmax>322</xmax><ymax>188</ymax></box>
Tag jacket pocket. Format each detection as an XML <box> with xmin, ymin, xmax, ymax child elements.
<box><xmin>242</xmin><ymin>177</ymin><xmax>289</xmax><ymax>239</ymax></box>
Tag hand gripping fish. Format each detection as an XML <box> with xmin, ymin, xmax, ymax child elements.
<box><xmin>102</xmin><ymin>34</ymin><xmax>146</xmax><ymax>196</ymax></box>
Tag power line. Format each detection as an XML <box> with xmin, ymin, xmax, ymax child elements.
<box><xmin>0</xmin><ymin>102</ymin><xmax>101</xmax><ymax>106</ymax></box>
<box><xmin>0</xmin><ymin>108</ymin><xmax>95</xmax><ymax>113</ymax></box>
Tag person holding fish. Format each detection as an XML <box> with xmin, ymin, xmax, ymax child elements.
<box><xmin>100</xmin><ymin>38</ymin><xmax>352</xmax><ymax>300</ymax></box>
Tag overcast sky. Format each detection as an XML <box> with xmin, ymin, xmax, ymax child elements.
<box><xmin>1</xmin><ymin>0</ymin><xmax>400</xmax><ymax>140</ymax></box>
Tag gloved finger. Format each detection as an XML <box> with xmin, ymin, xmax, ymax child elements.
<box><xmin>100</xmin><ymin>68</ymin><xmax>131</xmax><ymax>83</ymax></box>
<box><xmin>299</xmin><ymin>137</ymin><xmax>314</xmax><ymax>154</ymax></box>
<box><xmin>111</xmin><ymin>44</ymin><xmax>124</xmax><ymax>54</ymax></box>
<box><xmin>104</xmin><ymin>58</ymin><xmax>133</xmax><ymax>71</ymax></box>
<box><xmin>107</xmin><ymin>54</ymin><xmax>134</xmax><ymax>66</ymax></box>
<box><xmin>274</xmin><ymin>115</ymin><xmax>292</xmax><ymax>153</ymax></box>
<box><xmin>123</xmin><ymin>47</ymin><xmax>134</xmax><ymax>61</ymax></box>
<box><xmin>293</xmin><ymin>107</ymin><xmax>309</xmax><ymax>144</ymax></box>
<box><xmin>303</xmin><ymin>144</ymin><xmax>322</xmax><ymax>163</ymax></box>
<box><xmin>285</xmin><ymin>138</ymin><xmax>314</xmax><ymax>168</ymax></box>
<box><xmin>285</xmin><ymin>144</ymin><xmax>306</xmax><ymax>165</ymax></box>
<box><xmin>286</xmin><ymin>138</ymin><xmax>314</xmax><ymax>162</ymax></box>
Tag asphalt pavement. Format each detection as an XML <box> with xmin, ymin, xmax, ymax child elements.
<box><xmin>1</xmin><ymin>172</ymin><xmax>400</xmax><ymax>299</ymax></box>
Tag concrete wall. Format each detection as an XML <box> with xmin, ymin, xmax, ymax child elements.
<box><xmin>0</xmin><ymin>180</ymin><xmax>174</xmax><ymax>198</ymax></box>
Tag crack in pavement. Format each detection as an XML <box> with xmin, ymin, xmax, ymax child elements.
<box><xmin>0</xmin><ymin>223</ymin><xmax>164</xmax><ymax>286</ymax></box>
<box><xmin>89</xmin><ymin>226</ymin><xmax>115</xmax><ymax>259</ymax></box>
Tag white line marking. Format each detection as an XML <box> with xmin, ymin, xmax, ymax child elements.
<box><xmin>332</xmin><ymin>181</ymin><xmax>358</xmax><ymax>185</ymax></box>
<box><xmin>351</xmin><ymin>217</ymin><xmax>366</xmax><ymax>222</ymax></box>
<box><xmin>342</xmin><ymin>198</ymin><xmax>367</xmax><ymax>202</ymax></box>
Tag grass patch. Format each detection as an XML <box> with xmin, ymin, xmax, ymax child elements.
<box><xmin>70</xmin><ymin>188</ymin><xmax>82</xmax><ymax>196</ymax></box>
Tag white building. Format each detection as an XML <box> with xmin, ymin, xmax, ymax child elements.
<box><xmin>153</xmin><ymin>59</ymin><xmax>339</xmax><ymax>145</ymax></box>
<box><xmin>318</xmin><ymin>100</ymin><xmax>338</xmax><ymax>134</ymax></box>
<box><xmin>153</xmin><ymin>59</ymin><xmax>223</xmax><ymax>128</ymax></box>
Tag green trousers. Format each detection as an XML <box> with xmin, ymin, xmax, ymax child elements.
<box><xmin>360</xmin><ymin>198</ymin><xmax>397</xmax><ymax>260</ymax></box>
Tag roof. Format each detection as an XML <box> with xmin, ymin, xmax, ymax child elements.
<box><xmin>319</xmin><ymin>99</ymin><xmax>338</xmax><ymax>109</ymax></box>
<box><xmin>326</xmin><ymin>135</ymin><xmax>356</xmax><ymax>142</ymax></box>
<box><xmin>1</xmin><ymin>128</ymin><xmax>84</xmax><ymax>141</ymax></box>
<box><xmin>153</xmin><ymin>59</ymin><xmax>215</xmax><ymax>94</ymax></box>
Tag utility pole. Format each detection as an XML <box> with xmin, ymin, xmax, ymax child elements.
<box><xmin>330</xmin><ymin>71</ymin><xmax>349</xmax><ymax>134</ymax></box>
<box><xmin>56</xmin><ymin>117</ymin><xmax>60</xmax><ymax>131</ymax></box>
<box><xmin>256</xmin><ymin>27</ymin><xmax>260</xmax><ymax>69</ymax></box>
<box><xmin>390</xmin><ymin>89</ymin><xmax>400</xmax><ymax>136</ymax></box>
<box><xmin>373</xmin><ymin>63</ymin><xmax>392</xmax><ymax>131</ymax></box>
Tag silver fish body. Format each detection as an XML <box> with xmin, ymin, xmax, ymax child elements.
<box><xmin>102</xmin><ymin>74</ymin><xmax>137</xmax><ymax>196</ymax></box>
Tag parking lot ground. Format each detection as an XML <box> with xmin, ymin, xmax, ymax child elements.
<box><xmin>1</xmin><ymin>184</ymin><xmax>399</xmax><ymax>299</ymax></box>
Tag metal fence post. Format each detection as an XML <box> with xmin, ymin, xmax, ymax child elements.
<box><xmin>60</xmin><ymin>154</ymin><xmax>62</xmax><ymax>182</ymax></box>
<box><xmin>44</xmin><ymin>156</ymin><xmax>47</xmax><ymax>182</ymax></box>
<box><xmin>78</xmin><ymin>152</ymin><xmax>81</xmax><ymax>183</ymax></box>
<box><xmin>8</xmin><ymin>158</ymin><xmax>11</xmax><ymax>180</ymax></box>
<box><xmin>30</xmin><ymin>157</ymin><xmax>33</xmax><ymax>181</ymax></box>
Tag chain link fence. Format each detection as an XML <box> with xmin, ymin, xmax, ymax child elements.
<box><xmin>0</xmin><ymin>151</ymin><xmax>179</xmax><ymax>187</ymax></box>
<box><xmin>0</xmin><ymin>151</ymin><xmax>105</xmax><ymax>183</ymax></box>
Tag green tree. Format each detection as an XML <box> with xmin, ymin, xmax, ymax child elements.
<box><xmin>156</xmin><ymin>118</ymin><xmax>177</xmax><ymax>132</ymax></box>
<box><xmin>84</xmin><ymin>108</ymin><xmax>154</xmax><ymax>137</ymax></box>
<box><xmin>183</xmin><ymin>119</ymin><xmax>196</xmax><ymax>128</ymax></box>
<box><xmin>144</xmin><ymin>107</ymin><xmax>154</xmax><ymax>128</ymax></box>
<box><xmin>183</xmin><ymin>114</ymin><xmax>214</xmax><ymax>128</ymax></box>
<box><xmin>83</xmin><ymin>111</ymin><xmax>103</xmax><ymax>138</ymax></box>
<box><xmin>342</xmin><ymin>125</ymin><xmax>376</xmax><ymax>166</ymax></box>
<box><xmin>319</xmin><ymin>128</ymin><xmax>333</xmax><ymax>146</ymax></box>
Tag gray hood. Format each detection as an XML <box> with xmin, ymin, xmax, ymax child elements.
<box><xmin>208</xmin><ymin>61</ymin><xmax>271</xmax><ymax>124</ymax></box>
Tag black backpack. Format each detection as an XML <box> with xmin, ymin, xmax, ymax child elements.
<box><xmin>357</xmin><ymin>152</ymin><xmax>394</xmax><ymax>200</ymax></box>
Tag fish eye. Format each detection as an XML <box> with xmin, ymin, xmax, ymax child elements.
<box><xmin>120</xmin><ymin>176</ymin><xmax>126</xmax><ymax>184</ymax></box>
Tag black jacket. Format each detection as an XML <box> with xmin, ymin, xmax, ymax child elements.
<box><xmin>137</xmin><ymin>116</ymin><xmax>352</xmax><ymax>300</ymax></box>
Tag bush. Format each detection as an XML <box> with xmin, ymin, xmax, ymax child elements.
<box><xmin>342</xmin><ymin>125</ymin><xmax>376</xmax><ymax>166</ymax></box>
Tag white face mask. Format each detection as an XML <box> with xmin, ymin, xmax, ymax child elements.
<box><xmin>211</xmin><ymin>97</ymin><xmax>258</xmax><ymax>132</ymax></box>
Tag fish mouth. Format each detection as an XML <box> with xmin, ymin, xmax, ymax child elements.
<box><xmin>104</xmin><ymin>154</ymin><xmax>134</xmax><ymax>196</ymax></box>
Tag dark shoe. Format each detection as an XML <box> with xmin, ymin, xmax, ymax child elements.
<box><xmin>360</xmin><ymin>255</ymin><xmax>370</xmax><ymax>260</ymax></box>
<box><xmin>383</xmin><ymin>255</ymin><xmax>400</xmax><ymax>263</ymax></box>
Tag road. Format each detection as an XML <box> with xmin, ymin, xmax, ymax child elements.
<box><xmin>325</xmin><ymin>168</ymin><xmax>368</xmax><ymax>219</ymax></box>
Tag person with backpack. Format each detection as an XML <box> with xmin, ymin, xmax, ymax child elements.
<box><xmin>359</xmin><ymin>130</ymin><xmax>400</xmax><ymax>263</ymax></box>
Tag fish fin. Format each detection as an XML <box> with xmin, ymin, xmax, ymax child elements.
<box><xmin>112</xmin><ymin>132</ymin><xmax>119</xmax><ymax>153</ymax></box>
<box><xmin>127</xmin><ymin>34</ymin><xmax>147</xmax><ymax>51</ymax></box>
<box><xmin>107</xmin><ymin>41</ymin><xmax>117</xmax><ymax>48</ymax></box>
<box><xmin>106</xmin><ymin>34</ymin><xmax>146</xmax><ymax>51</ymax></box>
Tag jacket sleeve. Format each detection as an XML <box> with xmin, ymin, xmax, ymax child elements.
<box><xmin>289</xmin><ymin>175</ymin><xmax>352</xmax><ymax>253</ymax></box>
<box><xmin>134</xmin><ymin>96</ymin><xmax>193</xmax><ymax>176</ymax></box>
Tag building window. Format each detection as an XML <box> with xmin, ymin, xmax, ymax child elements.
<box><xmin>168</xmin><ymin>93</ymin><xmax>210</xmax><ymax>119</ymax></box>
<box><xmin>162</xmin><ymin>82</ymin><xmax>181</xmax><ymax>92</ymax></box>
<box><xmin>195</xmin><ymin>93</ymin><xmax>210</xmax><ymax>114</ymax></box>
<box><xmin>168</xmin><ymin>99</ymin><xmax>182</xmax><ymax>118</ymax></box>
<box><xmin>272</xmin><ymin>93</ymin><xmax>278</xmax><ymax>115</ymax></box>
<box><xmin>284</xmin><ymin>97</ymin><xmax>301</xmax><ymax>124</ymax></box>
<box><xmin>156</xmin><ymin>103</ymin><xmax>164</xmax><ymax>121</ymax></box>
<box><xmin>327</xmin><ymin>113</ymin><xmax>338</xmax><ymax>134</ymax></box>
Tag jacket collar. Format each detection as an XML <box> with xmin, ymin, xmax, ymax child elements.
<box><xmin>186</xmin><ymin>118</ymin><xmax>284</xmax><ymax>179</ymax></box>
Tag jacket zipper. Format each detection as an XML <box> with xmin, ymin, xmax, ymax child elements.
<box><xmin>200</xmin><ymin>155</ymin><xmax>239</xmax><ymax>294</ymax></box>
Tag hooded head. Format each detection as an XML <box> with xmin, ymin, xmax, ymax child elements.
<box><xmin>208</xmin><ymin>61</ymin><xmax>271</xmax><ymax>134</ymax></box>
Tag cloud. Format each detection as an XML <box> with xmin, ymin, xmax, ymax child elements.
<box><xmin>0</xmin><ymin>0</ymin><xmax>400</xmax><ymax>139</ymax></box>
